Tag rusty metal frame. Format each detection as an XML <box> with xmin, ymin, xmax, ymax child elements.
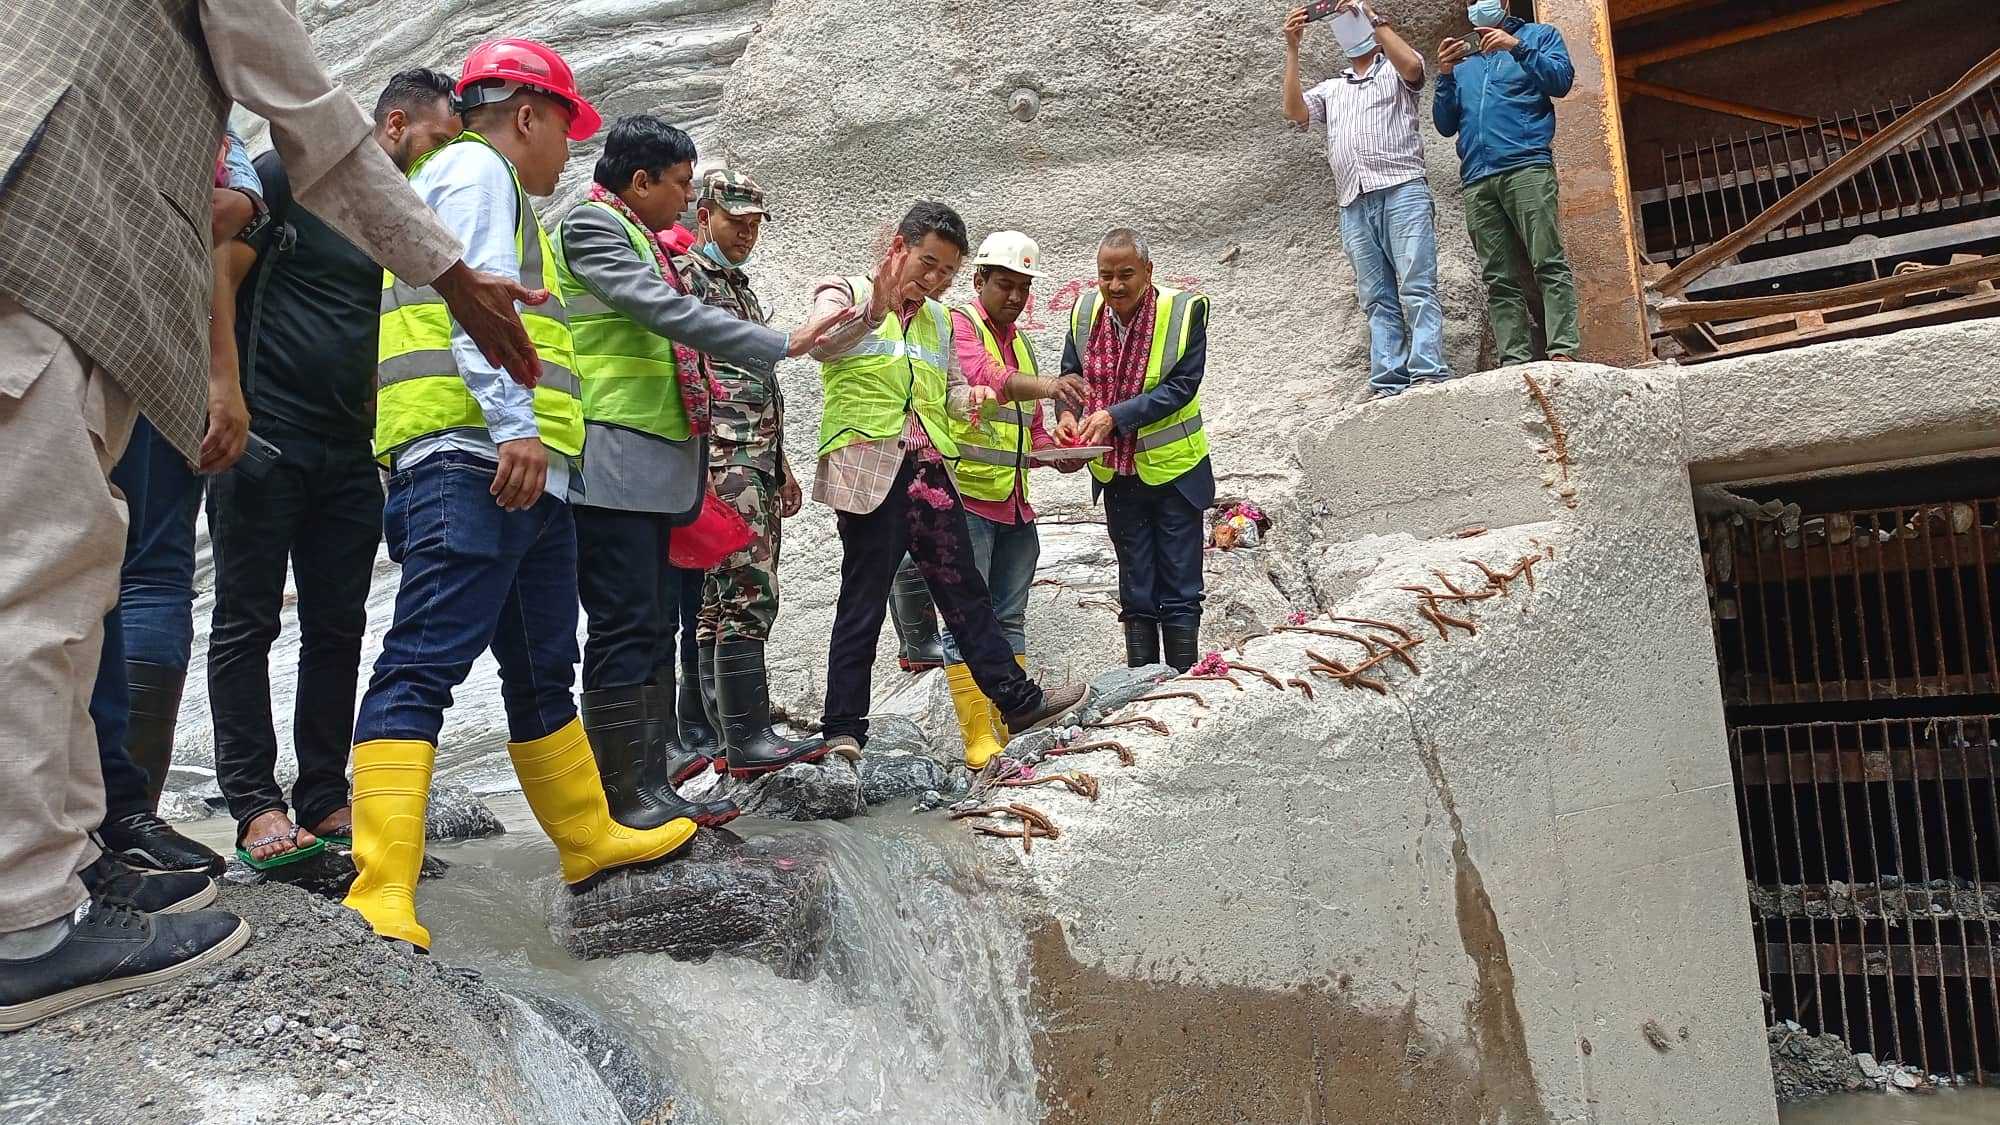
<box><xmin>1652</xmin><ymin>46</ymin><xmax>2000</xmax><ymax>299</ymax></box>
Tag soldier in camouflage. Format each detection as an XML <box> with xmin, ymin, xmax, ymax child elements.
<box><xmin>672</xmin><ymin>170</ymin><xmax>816</xmax><ymax>765</ymax></box>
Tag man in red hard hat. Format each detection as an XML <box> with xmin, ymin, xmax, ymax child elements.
<box><xmin>343</xmin><ymin>40</ymin><xmax>696</xmax><ymax>953</ymax></box>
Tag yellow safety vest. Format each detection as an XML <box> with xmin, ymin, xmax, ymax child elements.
<box><xmin>375</xmin><ymin>132</ymin><xmax>584</xmax><ymax>461</ymax></box>
<box><xmin>945</xmin><ymin>304</ymin><xmax>1036</xmax><ymax>503</ymax></box>
<box><xmin>817</xmin><ymin>277</ymin><xmax>958</xmax><ymax>461</ymax></box>
<box><xmin>1065</xmin><ymin>285</ymin><xmax>1208</xmax><ymax>486</ymax></box>
<box><xmin>551</xmin><ymin>199</ymin><xmax>691</xmax><ymax>442</ymax></box>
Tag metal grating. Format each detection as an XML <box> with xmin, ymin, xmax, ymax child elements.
<box><xmin>1641</xmin><ymin>85</ymin><xmax>2000</xmax><ymax>265</ymax></box>
<box><xmin>1706</xmin><ymin>495</ymin><xmax>2000</xmax><ymax>1084</ymax></box>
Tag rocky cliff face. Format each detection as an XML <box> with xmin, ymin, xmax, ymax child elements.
<box><xmin>281</xmin><ymin>0</ymin><xmax>1494</xmax><ymax>712</ymax></box>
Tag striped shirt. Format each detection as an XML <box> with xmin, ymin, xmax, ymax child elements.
<box><xmin>1304</xmin><ymin>57</ymin><xmax>1428</xmax><ymax>208</ymax></box>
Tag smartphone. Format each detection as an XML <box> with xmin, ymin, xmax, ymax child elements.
<box><xmin>1302</xmin><ymin>0</ymin><xmax>1341</xmax><ymax>20</ymax></box>
<box><xmin>233</xmin><ymin>431</ymin><xmax>283</xmax><ymax>482</ymax></box>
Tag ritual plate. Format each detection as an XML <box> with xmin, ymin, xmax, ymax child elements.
<box><xmin>1029</xmin><ymin>445</ymin><xmax>1111</xmax><ymax>465</ymax></box>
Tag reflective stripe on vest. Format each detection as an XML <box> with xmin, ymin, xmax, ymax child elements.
<box><xmin>1066</xmin><ymin>285</ymin><xmax>1208</xmax><ymax>486</ymax></box>
<box><xmin>816</xmin><ymin>278</ymin><xmax>959</xmax><ymax>460</ymax></box>
<box><xmin>552</xmin><ymin>199</ymin><xmax>690</xmax><ymax>442</ymax></box>
<box><xmin>945</xmin><ymin>304</ymin><xmax>1037</xmax><ymax>503</ymax></box>
<box><xmin>374</xmin><ymin>133</ymin><xmax>583</xmax><ymax>461</ymax></box>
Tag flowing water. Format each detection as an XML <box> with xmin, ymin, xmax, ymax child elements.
<box><xmin>189</xmin><ymin>803</ymin><xmax>1042</xmax><ymax>1123</ymax></box>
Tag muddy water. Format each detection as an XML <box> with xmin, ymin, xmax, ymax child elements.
<box><xmin>1781</xmin><ymin>1089</ymin><xmax>2000</xmax><ymax>1124</ymax></box>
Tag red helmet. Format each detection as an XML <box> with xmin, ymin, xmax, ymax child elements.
<box><xmin>456</xmin><ymin>39</ymin><xmax>601</xmax><ymax>141</ymax></box>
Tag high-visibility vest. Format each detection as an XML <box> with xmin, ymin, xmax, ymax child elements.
<box><xmin>551</xmin><ymin>199</ymin><xmax>690</xmax><ymax>442</ymax></box>
<box><xmin>1065</xmin><ymin>285</ymin><xmax>1208</xmax><ymax>486</ymax></box>
<box><xmin>375</xmin><ymin>133</ymin><xmax>583</xmax><ymax>461</ymax></box>
<box><xmin>816</xmin><ymin>277</ymin><xmax>958</xmax><ymax>461</ymax></box>
<box><xmin>945</xmin><ymin>304</ymin><xmax>1036</xmax><ymax>503</ymax></box>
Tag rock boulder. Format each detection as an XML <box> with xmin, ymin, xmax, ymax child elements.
<box><xmin>549</xmin><ymin>826</ymin><xmax>837</xmax><ymax>978</ymax></box>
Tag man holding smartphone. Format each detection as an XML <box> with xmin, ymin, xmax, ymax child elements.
<box><xmin>1435</xmin><ymin>1</ymin><xmax>1581</xmax><ymax>365</ymax></box>
<box><xmin>1281</xmin><ymin>0</ymin><xmax>1452</xmax><ymax>399</ymax></box>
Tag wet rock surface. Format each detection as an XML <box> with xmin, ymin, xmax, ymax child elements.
<box><xmin>515</xmin><ymin>992</ymin><xmax>715</xmax><ymax>1125</ymax></box>
<box><xmin>858</xmin><ymin>751</ymin><xmax>962</xmax><ymax>808</ymax></box>
<box><xmin>426</xmin><ymin>782</ymin><xmax>505</xmax><ymax>842</ymax></box>
<box><xmin>549</xmin><ymin>826</ymin><xmax>837</xmax><ymax>978</ymax></box>
<box><xmin>714</xmin><ymin>758</ymin><xmax>867</xmax><ymax>821</ymax></box>
<box><xmin>0</xmin><ymin>882</ymin><xmax>636</xmax><ymax>1124</ymax></box>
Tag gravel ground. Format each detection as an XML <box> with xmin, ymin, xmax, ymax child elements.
<box><xmin>0</xmin><ymin>882</ymin><xmax>640</xmax><ymax>1125</ymax></box>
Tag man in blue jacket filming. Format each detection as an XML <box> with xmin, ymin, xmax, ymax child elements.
<box><xmin>1434</xmin><ymin>1</ymin><xmax>1580</xmax><ymax>365</ymax></box>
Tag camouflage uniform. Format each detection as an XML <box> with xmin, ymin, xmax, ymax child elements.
<box><xmin>675</xmin><ymin>235</ymin><xmax>785</xmax><ymax>645</ymax></box>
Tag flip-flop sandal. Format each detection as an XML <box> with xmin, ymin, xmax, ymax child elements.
<box><xmin>235</xmin><ymin>826</ymin><xmax>327</xmax><ymax>871</ymax></box>
<box><xmin>315</xmin><ymin>824</ymin><xmax>354</xmax><ymax>849</ymax></box>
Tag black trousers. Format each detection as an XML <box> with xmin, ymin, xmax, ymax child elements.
<box><xmin>822</xmin><ymin>455</ymin><xmax>1040</xmax><ymax>746</ymax></box>
<box><xmin>577</xmin><ymin>505</ymin><xmax>701</xmax><ymax>692</ymax></box>
<box><xmin>1102</xmin><ymin>473</ymin><xmax>1206</xmax><ymax>625</ymax></box>
<box><xmin>208</xmin><ymin>423</ymin><xmax>382</xmax><ymax>838</ymax></box>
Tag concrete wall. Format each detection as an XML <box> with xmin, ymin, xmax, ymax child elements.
<box><xmin>1013</xmin><ymin>365</ymin><xmax>1778</xmax><ymax>1124</ymax></box>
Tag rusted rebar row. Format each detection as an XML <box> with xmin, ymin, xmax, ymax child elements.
<box><xmin>1522</xmin><ymin>371</ymin><xmax>1570</xmax><ymax>483</ymax></box>
<box><xmin>993</xmin><ymin>771</ymin><xmax>1100</xmax><ymax>801</ymax></box>
<box><xmin>1043</xmin><ymin>739</ymin><xmax>1136</xmax><ymax>767</ymax></box>
<box><xmin>951</xmin><ymin>803</ymin><xmax>1060</xmax><ymax>854</ymax></box>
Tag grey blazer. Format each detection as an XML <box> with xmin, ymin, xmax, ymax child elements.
<box><xmin>558</xmin><ymin>201</ymin><xmax>786</xmax><ymax>517</ymax></box>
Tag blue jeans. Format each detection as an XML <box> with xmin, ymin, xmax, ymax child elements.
<box><xmin>89</xmin><ymin>416</ymin><xmax>204</xmax><ymax>814</ymax></box>
<box><xmin>940</xmin><ymin>514</ymin><xmax>1041</xmax><ymax>662</ymax></box>
<box><xmin>1338</xmin><ymin>178</ymin><xmax>1451</xmax><ymax>395</ymax></box>
<box><xmin>107</xmin><ymin>416</ymin><xmax>203</xmax><ymax>670</ymax></box>
<box><xmin>352</xmin><ymin>453</ymin><xmax>580</xmax><ymax>746</ymax></box>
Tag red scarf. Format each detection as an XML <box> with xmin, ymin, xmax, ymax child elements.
<box><xmin>587</xmin><ymin>183</ymin><xmax>714</xmax><ymax>436</ymax></box>
<box><xmin>1082</xmin><ymin>286</ymin><xmax>1157</xmax><ymax>476</ymax></box>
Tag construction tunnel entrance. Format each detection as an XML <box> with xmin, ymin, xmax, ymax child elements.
<box><xmin>1701</xmin><ymin>460</ymin><xmax>2000</xmax><ymax>1084</ymax></box>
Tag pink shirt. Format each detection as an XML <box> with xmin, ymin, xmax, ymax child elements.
<box><xmin>952</xmin><ymin>303</ymin><xmax>1050</xmax><ymax>525</ymax></box>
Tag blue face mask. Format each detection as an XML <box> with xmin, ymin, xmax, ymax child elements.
<box><xmin>701</xmin><ymin>240</ymin><xmax>751</xmax><ymax>270</ymax></box>
<box><xmin>1467</xmin><ymin>0</ymin><xmax>1506</xmax><ymax>28</ymax></box>
<box><xmin>1340</xmin><ymin>32</ymin><xmax>1379</xmax><ymax>59</ymax></box>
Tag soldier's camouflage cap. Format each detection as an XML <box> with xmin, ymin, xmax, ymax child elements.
<box><xmin>702</xmin><ymin>169</ymin><xmax>771</xmax><ymax>219</ymax></box>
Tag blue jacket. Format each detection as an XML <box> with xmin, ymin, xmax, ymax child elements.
<box><xmin>1432</xmin><ymin>17</ymin><xmax>1574</xmax><ymax>186</ymax></box>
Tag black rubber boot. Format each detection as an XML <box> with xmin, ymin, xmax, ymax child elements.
<box><xmin>1161</xmin><ymin>617</ymin><xmax>1202</xmax><ymax>674</ymax></box>
<box><xmin>889</xmin><ymin>564</ymin><xmax>945</xmax><ymax>673</ymax></box>
<box><xmin>647</xmin><ymin>670</ymin><xmax>709</xmax><ymax>785</ymax></box>
<box><xmin>126</xmin><ymin>661</ymin><xmax>185</xmax><ymax>810</ymax></box>
<box><xmin>1122</xmin><ymin>619</ymin><xmax>1161</xmax><ymax>669</ymax></box>
<box><xmin>677</xmin><ymin>647</ymin><xmax>721</xmax><ymax>762</ymax></box>
<box><xmin>716</xmin><ymin>639</ymin><xmax>829</xmax><ymax>778</ymax></box>
<box><xmin>587</xmin><ymin>686</ymin><xmax>738</xmax><ymax>830</ymax></box>
<box><xmin>639</xmin><ymin>677</ymin><xmax>738</xmax><ymax>829</ymax></box>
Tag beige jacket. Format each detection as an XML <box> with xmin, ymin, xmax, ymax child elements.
<box><xmin>0</xmin><ymin>0</ymin><xmax>461</xmax><ymax>458</ymax></box>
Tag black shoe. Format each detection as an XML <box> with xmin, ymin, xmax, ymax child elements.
<box><xmin>890</xmin><ymin>567</ymin><xmax>945</xmax><ymax>672</ymax></box>
<box><xmin>717</xmin><ymin>639</ymin><xmax>829</xmax><ymax>778</ymax></box>
<box><xmin>0</xmin><ymin>896</ymin><xmax>249</xmax><ymax>1031</ymax></box>
<box><xmin>1161</xmin><ymin>617</ymin><xmax>1202</xmax><ymax>673</ymax></box>
<box><xmin>77</xmin><ymin>854</ymin><xmax>216</xmax><ymax>915</ymax></box>
<box><xmin>1123</xmin><ymin>619</ymin><xmax>1162</xmax><ymax>668</ymax></box>
<box><xmin>95</xmin><ymin>810</ymin><xmax>224</xmax><ymax>876</ymax></box>
<box><xmin>675</xmin><ymin>649</ymin><xmax>722</xmax><ymax>760</ymax></box>
<box><xmin>1002</xmin><ymin>681</ymin><xmax>1089</xmax><ymax>735</ymax></box>
<box><xmin>125</xmin><ymin>661</ymin><xmax>187</xmax><ymax>810</ymax></box>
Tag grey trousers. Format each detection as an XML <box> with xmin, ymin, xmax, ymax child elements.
<box><xmin>0</xmin><ymin>297</ymin><xmax>138</xmax><ymax>931</ymax></box>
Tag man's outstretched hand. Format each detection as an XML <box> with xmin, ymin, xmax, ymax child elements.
<box><xmin>432</xmin><ymin>260</ymin><xmax>545</xmax><ymax>389</ymax></box>
<box><xmin>788</xmin><ymin>305</ymin><xmax>862</xmax><ymax>357</ymax></box>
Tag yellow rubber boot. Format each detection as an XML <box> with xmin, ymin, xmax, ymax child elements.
<box><xmin>341</xmin><ymin>739</ymin><xmax>435</xmax><ymax>949</ymax></box>
<box><xmin>507</xmin><ymin>716</ymin><xmax>698</xmax><ymax>885</ymax></box>
<box><xmin>946</xmin><ymin>663</ymin><xmax>1006</xmax><ymax>771</ymax></box>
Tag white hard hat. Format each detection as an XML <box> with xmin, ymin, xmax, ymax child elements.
<box><xmin>971</xmin><ymin>230</ymin><xmax>1046</xmax><ymax>278</ymax></box>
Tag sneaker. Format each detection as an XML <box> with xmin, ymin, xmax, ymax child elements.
<box><xmin>77</xmin><ymin>854</ymin><xmax>216</xmax><ymax>915</ymax></box>
<box><xmin>1001</xmin><ymin>682</ymin><xmax>1088</xmax><ymax>736</ymax></box>
<box><xmin>0</xmin><ymin>896</ymin><xmax>248</xmax><ymax>1031</ymax></box>
<box><xmin>95</xmin><ymin>810</ymin><xmax>224</xmax><ymax>876</ymax></box>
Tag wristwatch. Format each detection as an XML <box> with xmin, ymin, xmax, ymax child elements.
<box><xmin>229</xmin><ymin>187</ymin><xmax>271</xmax><ymax>246</ymax></box>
